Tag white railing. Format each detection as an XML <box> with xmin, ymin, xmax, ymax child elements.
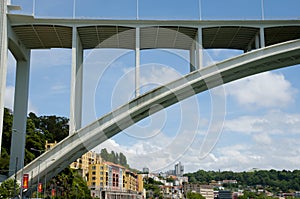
<box><xmin>8</xmin><ymin>0</ymin><xmax>300</xmax><ymax>21</ymax></box>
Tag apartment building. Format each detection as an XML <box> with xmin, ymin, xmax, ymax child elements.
<box><xmin>70</xmin><ymin>151</ymin><xmax>102</xmax><ymax>179</ymax></box>
<box><xmin>88</xmin><ymin>162</ymin><xmax>143</xmax><ymax>198</ymax></box>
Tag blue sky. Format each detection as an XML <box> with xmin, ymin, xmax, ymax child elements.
<box><xmin>6</xmin><ymin>0</ymin><xmax>300</xmax><ymax>173</ymax></box>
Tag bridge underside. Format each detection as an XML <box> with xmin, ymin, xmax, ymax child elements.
<box><xmin>8</xmin><ymin>14</ymin><xmax>300</xmax><ymax>51</ymax></box>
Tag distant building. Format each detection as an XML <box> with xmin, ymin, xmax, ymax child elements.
<box><xmin>142</xmin><ymin>167</ymin><xmax>149</xmax><ymax>174</ymax></box>
<box><xmin>200</xmin><ymin>185</ymin><xmax>214</xmax><ymax>199</ymax></box>
<box><xmin>295</xmin><ymin>191</ymin><xmax>300</xmax><ymax>198</ymax></box>
<box><xmin>45</xmin><ymin>140</ymin><xmax>57</xmax><ymax>151</ymax></box>
<box><xmin>175</xmin><ymin>162</ymin><xmax>184</xmax><ymax>177</ymax></box>
<box><xmin>218</xmin><ymin>190</ymin><xmax>232</xmax><ymax>199</ymax></box>
<box><xmin>183</xmin><ymin>183</ymin><xmax>214</xmax><ymax>199</ymax></box>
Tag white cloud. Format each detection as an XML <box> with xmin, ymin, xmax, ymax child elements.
<box><xmin>51</xmin><ymin>83</ymin><xmax>68</xmax><ymax>94</ymax></box>
<box><xmin>225</xmin><ymin>110</ymin><xmax>300</xmax><ymax>135</ymax></box>
<box><xmin>4</xmin><ymin>86</ymin><xmax>15</xmax><ymax>110</ymax></box>
<box><xmin>226</xmin><ymin>71</ymin><xmax>297</xmax><ymax>108</ymax></box>
<box><xmin>4</xmin><ymin>86</ymin><xmax>38</xmax><ymax>114</ymax></box>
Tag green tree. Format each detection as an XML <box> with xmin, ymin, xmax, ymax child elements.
<box><xmin>0</xmin><ymin>179</ymin><xmax>20</xmax><ymax>198</ymax></box>
<box><xmin>119</xmin><ymin>152</ymin><xmax>128</xmax><ymax>167</ymax></box>
<box><xmin>100</xmin><ymin>148</ymin><xmax>109</xmax><ymax>161</ymax></box>
<box><xmin>186</xmin><ymin>191</ymin><xmax>205</xmax><ymax>199</ymax></box>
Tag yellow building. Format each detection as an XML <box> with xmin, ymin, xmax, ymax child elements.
<box><xmin>88</xmin><ymin>162</ymin><xmax>144</xmax><ymax>197</ymax></box>
<box><xmin>45</xmin><ymin>141</ymin><xmax>103</xmax><ymax>179</ymax></box>
<box><xmin>70</xmin><ymin>151</ymin><xmax>102</xmax><ymax>179</ymax></box>
<box><xmin>45</xmin><ymin>140</ymin><xmax>57</xmax><ymax>151</ymax></box>
<box><xmin>137</xmin><ymin>174</ymin><xmax>144</xmax><ymax>193</ymax></box>
<box><xmin>124</xmin><ymin>170</ymin><xmax>138</xmax><ymax>192</ymax></box>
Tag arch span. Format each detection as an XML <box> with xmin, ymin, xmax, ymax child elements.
<box><xmin>15</xmin><ymin>39</ymin><xmax>300</xmax><ymax>190</ymax></box>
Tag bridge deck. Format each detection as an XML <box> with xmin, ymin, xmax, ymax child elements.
<box><xmin>8</xmin><ymin>14</ymin><xmax>300</xmax><ymax>51</ymax></box>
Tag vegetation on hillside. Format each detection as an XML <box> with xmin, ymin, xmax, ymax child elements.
<box><xmin>100</xmin><ymin>148</ymin><xmax>129</xmax><ymax>168</ymax></box>
<box><xmin>184</xmin><ymin>169</ymin><xmax>300</xmax><ymax>193</ymax></box>
<box><xmin>0</xmin><ymin>108</ymin><xmax>91</xmax><ymax>198</ymax></box>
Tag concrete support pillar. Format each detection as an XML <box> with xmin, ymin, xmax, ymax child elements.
<box><xmin>0</xmin><ymin>0</ymin><xmax>8</xmax><ymax>157</ymax></box>
<box><xmin>69</xmin><ymin>26</ymin><xmax>83</xmax><ymax>135</ymax></box>
<box><xmin>255</xmin><ymin>32</ymin><xmax>260</xmax><ymax>49</ymax></box>
<box><xmin>196</xmin><ymin>27</ymin><xmax>203</xmax><ymax>69</ymax></box>
<box><xmin>189</xmin><ymin>41</ymin><xmax>196</xmax><ymax>72</ymax></box>
<box><xmin>9</xmin><ymin>51</ymin><xmax>31</xmax><ymax>176</ymax></box>
<box><xmin>135</xmin><ymin>27</ymin><xmax>140</xmax><ymax>97</ymax></box>
<box><xmin>260</xmin><ymin>27</ymin><xmax>265</xmax><ymax>48</ymax></box>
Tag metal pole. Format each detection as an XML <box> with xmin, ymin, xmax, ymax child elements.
<box><xmin>73</xmin><ymin>0</ymin><xmax>76</xmax><ymax>19</ymax></box>
<box><xmin>261</xmin><ymin>0</ymin><xmax>265</xmax><ymax>20</ymax></box>
<box><xmin>37</xmin><ymin>160</ymin><xmax>40</xmax><ymax>199</ymax></box>
<box><xmin>13</xmin><ymin>157</ymin><xmax>18</xmax><ymax>198</ymax></box>
<box><xmin>44</xmin><ymin>161</ymin><xmax>47</xmax><ymax>198</ymax></box>
<box><xmin>136</xmin><ymin>0</ymin><xmax>139</xmax><ymax>20</ymax></box>
<box><xmin>32</xmin><ymin>0</ymin><xmax>35</xmax><ymax>16</ymax></box>
<box><xmin>198</xmin><ymin>0</ymin><xmax>202</xmax><ymax>20</ymax></box>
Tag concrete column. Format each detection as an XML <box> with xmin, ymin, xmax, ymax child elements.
<box><xmin>9</xmin><ymin>51</ymin><xmax>31</xmax><ymax>176</ymax></box>
<box><xmin>69</xmin><ymin>26</ymin><xmax>83</xmax><ymax>135</ymax></box>
<box><xmin>260</xmin><ymin>27</ymin><xmax>265</xmax><ymax>48</ymax></box>
<box><xmin>135</xmin><ymin>27</ymin><xmax>140</xmax><ymax>97</ymax></box>
<box><xmin>189</xmin><ymin>41</ymin><xmax>196</xmax><ymax>72</ymax></box>
<box><xmin>196</xmin><ymin>27</ymin><xmax>203</xmax><ymax>69</ymax></box>
<box><xmin>0</xmin><ymin>0</ymin><xmax>8</xmax><ymax>157</ymax></box>
<box><xmin>255</xmin><ymin>32</ymin><xmax>260</xmax><ymax>49</ymax></box>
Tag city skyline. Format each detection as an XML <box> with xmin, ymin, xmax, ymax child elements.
<box><xmin>4</xmin><ymin>0</ymin><xmax>300</xmax><ymax>173</ymax></box>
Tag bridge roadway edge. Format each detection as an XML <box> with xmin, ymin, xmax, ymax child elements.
<box><xmin>11</xmin><ymin>39</ymin><xmax>300</xmax><ymax>195</ymax></box>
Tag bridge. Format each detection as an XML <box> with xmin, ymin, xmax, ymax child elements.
<box><xmin>1</xmin><ymin>0</ymin><xmax>300</xmax><ymax>195</ymax></box>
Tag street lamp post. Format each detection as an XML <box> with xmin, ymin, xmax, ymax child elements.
<box><xmin>44</xmin><ymin>158</ymin><xmax>55</xmax><ymax>198</ymax></box>
<box><xmin>30</xmin><ymin>148</ymin><xmax>44</xmax><ymax>199</ymax></box>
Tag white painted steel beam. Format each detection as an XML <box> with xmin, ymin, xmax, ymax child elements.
<box><xmin>196</xmin><ymin>27</ymin><xmax>203</xmax><ymax>69</ymax></box>
<box><xmin>260</xmin><ymin>27</ymin><xmax>265</xmax><ymax>48</ymax></box>
<box><xmin>135</xmin><ymin>27</ymin><xmax>140</xmax><ymax>97</ymax></box>
<box><xmin>69</xmin><ymin>26</ymin><xmax>83</xmax><ymax>135</ymax></box>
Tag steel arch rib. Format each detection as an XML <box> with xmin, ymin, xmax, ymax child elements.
<box><xmin>15</xmin><ymin>39</ymin><xmax>300</xmax><ymax>188</ymax></box>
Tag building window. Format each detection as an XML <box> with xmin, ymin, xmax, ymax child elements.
<box><xmin>100</xmin><ymin>166</ymin><xmax>104</xmax><ymax>170</ymax></box>
<box><xmin>100</xmin><ymin>172</ymin><xmax>103</xmax><ymax>175</ymax></box>
<box><xmin>100</xmin><ymin>177</ymin><xmax>103</xmax><ymax>180</ymax></box>
<box><xmin>92</xmin><ymin>166</ymin><xmax>96</xmax><ymax>170</ymax></box>
<box><xmin>92</xmin><ymin>171</ymin><xmax>96</xmax><ymax>175</ymax></box>
<box><xmin>92</xmin><ymin>177</ymin><xmax>96</xmax><ymax>180</ymax></box>
<box><xmin>92</xmin><ymin>182</ymin><xmax>96</xmax><ymax>186</ymax></box>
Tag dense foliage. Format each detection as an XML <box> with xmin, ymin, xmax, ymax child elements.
<box><xmin>0</xmin><ymin>108</ymin><xmax>91</xmax><ymax>198</ymax></box>
<box><xmin>0</xmin><ymin>109</ymin><xmax>69</xmax><ymax>175</ymax></box>
<box><xmin>100</xmin><ymin>148</ymin><xmax>129</xmax><ymax>167</ymax></box>
<box><xmin>144</xmin><ymin>177</ymin><xmax>164</xmax><ymax>199</ymax></box>
<box><xmin>0</xmin><ymin>179</ymin><xmax>19</xmax><ymax>198</ymax></box>
<box><xmin>184</xmin><ymin>169</ymin><xmax>300</xmax><ymax>193</ymax></box>
<box><xmin>186</xmin><ymin>191</ymin><xmax>205</xmax><ymax>199</ymax></box>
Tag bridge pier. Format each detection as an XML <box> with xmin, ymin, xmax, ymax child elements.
<box><xmin>190</xmin><ymin>41</ymin><xmax>196</xmax><ymax>72</ymax></box>
<box><xmin>9</xmin><ymin>51</ymin><xmax>31</xmax><ymax>176</ymax></box>
<box><xmin>0</xmin><ymin>0</ymin><xmax>8</xmax><ymax>158</ymax></box>
<box><xmin>260</xmin><ymin>27</ymin><xmax>265</xmax><ymax>48</ymax></box>
<box><xmin>69</xmin><ymin>26</ymin><xmax>83</xmax><ymax>135</ymax></box>
<box><xmin>196</xmin><ymin>27</ymin><xmax>203</xmax><ymax>70</ymax></box>
<box><xmin>135</xmin><ymin>27</ymin><xmax>140</xmax><ymax>97</ymax></box>
<box><xmin>190</xmin><ymin>27</ymin><xmax>203</xmax><ymax>72</ymax></box>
